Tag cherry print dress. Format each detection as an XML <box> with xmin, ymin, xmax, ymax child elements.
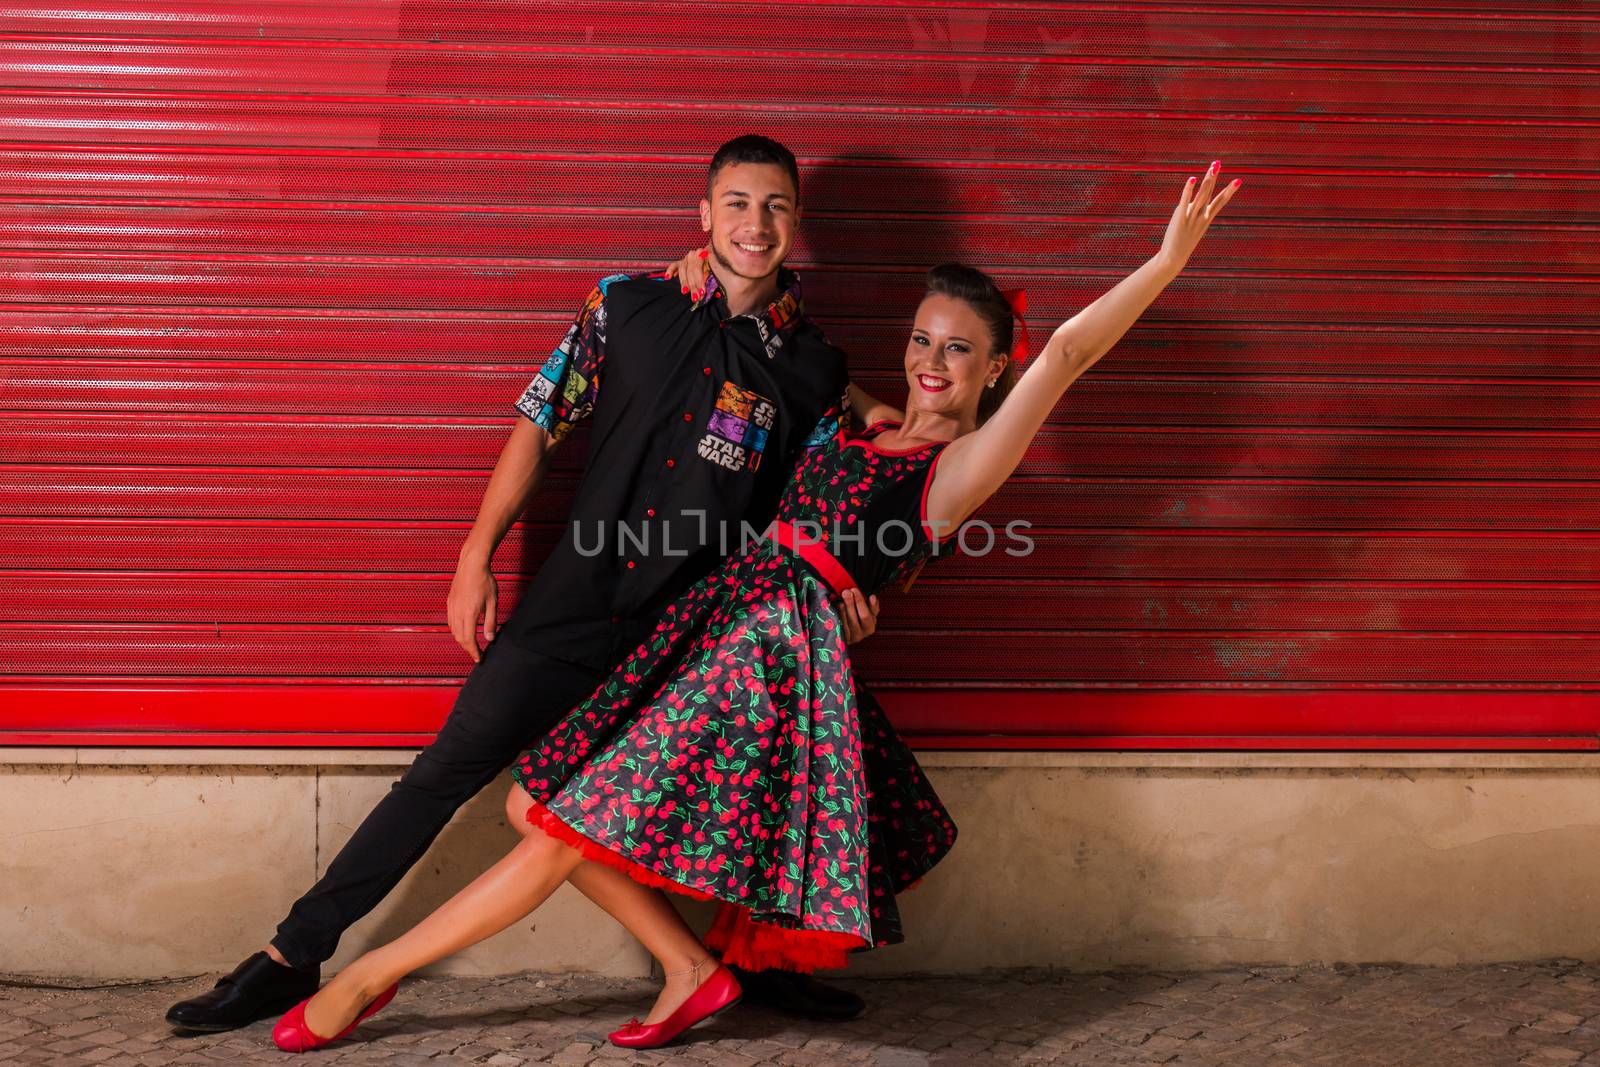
<box><xmin>510</xmin><ymin>419</ymin><xmax>959</xmax><ymax>973</ymax></box>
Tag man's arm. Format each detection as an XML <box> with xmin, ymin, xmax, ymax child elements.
<box><xmin>448</xmin><ymin>273</ymin><xmax>621</xmax><ymax>660</ymax></box>
<box><xmin>846</xmin><ymin>382</ymin><xmax>903</xmax><ymax>429</ymax></box>
<box><xmin>448</xmin><ymin>418</ymin><xmax>561</xmax><ymax>660</ymax></box>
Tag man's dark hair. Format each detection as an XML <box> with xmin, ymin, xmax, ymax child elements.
<box><xmin>707</xmin><ymin>135</ymin><xmax>801</xmax><ymax>204</ymax></box>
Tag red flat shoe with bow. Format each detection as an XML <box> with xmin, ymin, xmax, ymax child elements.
<box><xmin>272</xmin><ymin>980</ymin><xmax>399</xmax><ymax>1053</ymax></box>
<box><xmin>609</xmin><ymin>959</ymin><xmax>741</xmax><ymax>1049</ymax></box>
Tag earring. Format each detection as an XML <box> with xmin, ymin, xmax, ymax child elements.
<box><xmin>986</xmin><ymin>379</ymin><xmax>997</xmax><ymax>389</ymax></box>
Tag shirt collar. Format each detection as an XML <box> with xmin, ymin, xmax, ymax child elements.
<box><xmin>695</xmin><ymin>265</ymin><xmax>806</xmax><ymax>359</ymax></box>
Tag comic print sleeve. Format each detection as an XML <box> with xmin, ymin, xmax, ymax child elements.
<box><xmin>801</xmin><ymin>388</ymin><xmax>851</xmax><ymax>454</ymax></box>
<box><xmin>513</xmin><ymin>272</ymin><xmax>631</xmax><ymax>441</ymax></box>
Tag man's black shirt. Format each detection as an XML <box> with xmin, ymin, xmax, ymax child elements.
<box><xmin>499</xmin><ymin>267</ymin><xmax>849</xmax><ymax>671</ymax></box>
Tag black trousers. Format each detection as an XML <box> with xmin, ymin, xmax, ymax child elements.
<box><xmin>270</xmin><ymin>632</ymin><xmax>611</xmax><ymax>971</ymax></box>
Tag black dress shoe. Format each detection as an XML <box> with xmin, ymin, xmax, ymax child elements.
<box><xmin>724</xmin><ymin>964</ymin><xmax>866</xmax><ymax>1021</ymax></box>
<box><xmin>165</xmin><ymin>951</ymin><xmax>320</xmax><ymax>1032</ymax></box>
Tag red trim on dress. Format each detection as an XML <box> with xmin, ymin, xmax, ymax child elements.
<box><xmin>919</xmin><ymin>444</ymin><xmax>984</xmax><ymax>553</ymax></box>
<box><xmin>920</xmin><ymin>441</ymin><xmax>956</xmax><ymax>549</ymax></box>
<box><xmin>703</xmin><ymin>902</ymin><xmax>865</xmax><ymax>972</ymax></box>
<box><xmin>844</xmin><ymin>419</ymin><xmax>944</xmax><ymax>457</ymax></box>
<box><xmin>525</xmin><ymin>801</ymin><xmax>870</xmax><ymax>973</ymax></box>
<box><xmin>525</xmin><ymin>801</ymin><xmax>716</xmax><ymax>901</ymax></box>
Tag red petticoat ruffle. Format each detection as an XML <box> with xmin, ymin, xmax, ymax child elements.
<box><xmin>524</xmin><ymin>801</ymin><xmax>868</xmax><ymax>973</ymax></box>
<box><xmin>702</xmin><ymin>900</ymin><xmax>863</xmax><ymax>972</ymax></box>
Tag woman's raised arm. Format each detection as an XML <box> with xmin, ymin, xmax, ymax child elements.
<box><xmin>925</xmin><ymin>163</ymin><xmax>1242</xmax><ymax>537</ymax></box>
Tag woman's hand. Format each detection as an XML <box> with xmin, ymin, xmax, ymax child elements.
<box><xmin>924</xmin><ymin>163</ymin><xmax>1241</xmax><ymax>537</ymax></box>
<box><xmin>1158</xmin><ymin>161</ymin><xmax>1241</xmax><ymax>273</ymax></box>
<box><xmin>663</xmin><ymin>246</ymin><xmax>712</xmax><ymax>300</ymax></box>
<box><xmin>447</xmin><ymin>558</ymin><xmax>499</xmax><ymax>662</ymax></box>
<box><xmin>839</xmin><ymin>588</ymin><xmax>881</xmax><ymax>645</ymax></box>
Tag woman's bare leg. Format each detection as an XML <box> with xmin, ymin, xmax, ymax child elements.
<box><xmin>300</xmin><ymin>784</ymin><xmax>725</xmax><ymax>1036</ymax></box>
<box><xmin>565</xmin><ymin>864</ymin><xmax>722</xmax><ymax>1023</ymax></box>
<box><xmin>523</xmin><ymin>803</ymin><xmax>725</xmax><ymax>1024</ymax></box>
<box><xmin>297</xmin><ymin>788</ymin><xmax>586</xmax><ymax>1038</ymax></box>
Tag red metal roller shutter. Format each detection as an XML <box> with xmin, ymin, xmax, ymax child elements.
<box><xmin>1</xmin><ymin>3</ymin><xmax>1596</xmax><ymax>749</ymax></box>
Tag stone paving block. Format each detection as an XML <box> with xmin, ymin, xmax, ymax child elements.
<box><xmin>763</xmin><ymin>1027</ymin><xmax>811</xmax><ymax>1048</ymax></box>
<box><xmin>871</xmin><ymin>1049</ymin><xmax>929</xmax><ymax>1067</ymax></box>
<box><xmin>1528</xmin><ymin>1049</ymin><xmax>1585</xmax><ymax>1064</ymax></box>
<box><xmin>705</xmin><ymin>1054</ymin><xmax>762</xmax><ymax>1067</ymax></box>
<box><xmin>1195</xmin><ymin>1025</ymin><xmax>1249</xmax><ymax>1044</ymax></box>
<box><xmin>42</xmin><ymin>1039</ymin><xmax>94</xmax><ymax>1054</ymax></box>
<box><xmin>1537</xmin><ymin>1018</ymin><xmax>1586</xmax><ymax>1035</ymax></box>
<box><xmin>774</xmin><ymin>1051</ymin><xmax>829</xmax><ymax>1066</ymax></box>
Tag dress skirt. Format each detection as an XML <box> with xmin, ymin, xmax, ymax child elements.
<box><xmin>510</xmin><ymin>536</ymin><xmax>956</xmax><ymax>973</ymax></box>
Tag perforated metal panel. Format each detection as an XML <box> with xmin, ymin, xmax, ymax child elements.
<box><xmin>1</xmin><ymin>2</ymin><xmax>1597</xmax><ymax>747</ymax></box>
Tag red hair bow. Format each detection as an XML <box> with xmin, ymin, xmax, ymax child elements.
<box><xmin>1000</xmin><ymin>287</ymin><xmax>1031</xmax><ymax>367</ymax></box>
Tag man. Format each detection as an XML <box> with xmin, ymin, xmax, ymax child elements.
<box><xmin>167</xmin><ymin>135</ymin><xmax>880</xmax><ymax>1032</ymax></box>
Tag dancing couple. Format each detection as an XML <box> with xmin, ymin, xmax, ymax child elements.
<box><xmin>164</xmin><ymin>134</ymin><xmax>1239</xmax><ymax>1051</ymax></box>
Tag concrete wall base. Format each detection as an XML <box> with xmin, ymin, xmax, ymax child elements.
<box><xmin>4</xmin><ymin>749</ymin><xmax>1598</xmax><ymax>981</ymax></box>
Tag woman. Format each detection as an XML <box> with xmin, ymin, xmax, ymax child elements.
<box><xmin>273</xmin><ymin>163</ymin><xmax>1241</xmax><ymax>1053</ymax></box>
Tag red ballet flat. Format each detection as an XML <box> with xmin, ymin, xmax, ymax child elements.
<box><xmin>272</xmin><ymin>980</ymin><xmax>399</xmax><ymax>1053</ymax></box>
<box><xmin>608</xmin><ymin>959</ymin><xmax>742</xmax><ymax>1049</ymax></box>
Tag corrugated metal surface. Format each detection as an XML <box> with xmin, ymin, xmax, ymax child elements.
<box><xmin>1</xmin><ymin>2</ymin><xmax>1597</xmax><ymax>747</ymax></box>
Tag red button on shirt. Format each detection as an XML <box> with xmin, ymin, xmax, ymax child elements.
<box><xmin>646</xmin><ymin>508</ymin><xmax>656</xmax><ymax>517</ymax></box>
<box><xmin>666</xmin><ymin>459</ymin><xmax>675</xmax><ymax>468</ymax></box>
<box><xmin>683</xmin><ymin>412</ymin><xmax>693</xmax><ymax>422</ymax></box>
<box><xmin>702</xmin><ymin>366</ymin><xmax>712</xmax><ymax>375</ymax></box>
<box><xmin>626</xmin><ymin>560</ymin><xmax>636</xmax><ymax>569</ymax></box>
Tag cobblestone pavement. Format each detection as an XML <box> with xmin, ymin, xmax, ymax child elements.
<box><xmin>7</xmin><ymin>961</ymin><xmax>1600</xmax><ymax>1065</ymax></box>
